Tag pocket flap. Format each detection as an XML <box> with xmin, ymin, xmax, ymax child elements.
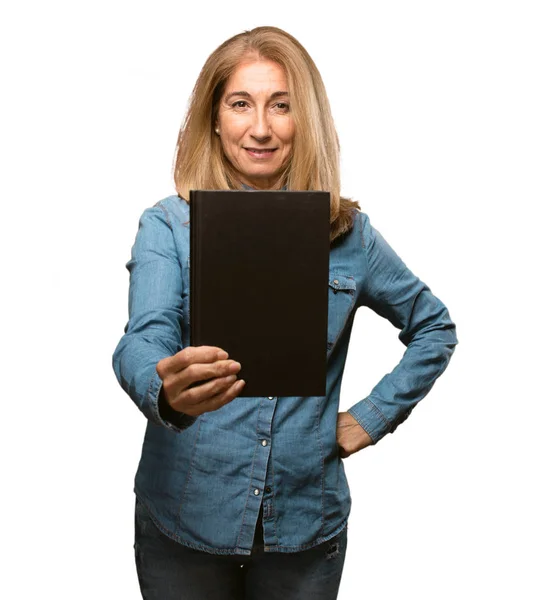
<box><xmin>328</xmin><ymin>273</ymin><xmax>356</xmax><ymax>292</ymax></box>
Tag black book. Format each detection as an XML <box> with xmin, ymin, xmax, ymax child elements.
<box><xmin>189</xmin><ymin>190</ymin><xmax>331</xmax><ymax>397</ymax></box>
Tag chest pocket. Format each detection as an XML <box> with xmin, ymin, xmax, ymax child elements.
<box><xmin>327</xmin><ymin>273</ymin><xmax>357</xmax><ymax>352</ymax></box>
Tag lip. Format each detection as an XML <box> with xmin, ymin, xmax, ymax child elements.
<box><xmin>244</xmin><ymin>148</ymin><xmax>278</xmax><ymax>159</ymax></box>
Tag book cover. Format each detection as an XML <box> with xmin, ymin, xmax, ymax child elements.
<box><xmin>190</xmin><ymin>190</ymin><xmax>330</xmax><ymax>397</ymax></box>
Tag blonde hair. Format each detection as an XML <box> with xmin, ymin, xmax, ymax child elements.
<box><xmin>173</xmin><ymin>26</ymin><xmax>360</xmax><ymax>242</ymax></box>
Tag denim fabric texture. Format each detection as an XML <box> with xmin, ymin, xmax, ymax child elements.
<box><xmin>112</xmin><ymin>194</ymin><xmax>458</xmax><ymax>556</ymax></box>
<box><xmin>134</xmin><ymin>496</ymin><xmax>348</xmax><ymax>600</ymax></box>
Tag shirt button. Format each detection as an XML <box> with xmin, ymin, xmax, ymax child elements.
<box><xmin>254</xmin><ymin>489</ymin><xmax>260</xmax><ymax>496</ymax></box>
<box><xmin>261</xmin><ymin>440</ymin><xmax>268</xmax><ymax>447</ymax></box>
<box><xmin>333</xmin><ymin>279</ymin><xmax>339</xmax><ymax>285</ymax></box>
<box><xmin>268</xmin><ymin>397</ymin><xmax>274</xmax><ymax>400</ymax></box>
<box><xmin>265</xmin><ymin>487</ymin><xmax>272</xmax><ymax>494</ymax></box>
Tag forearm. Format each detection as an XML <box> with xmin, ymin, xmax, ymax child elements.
<box><xmin>113</xmin><ymin>332</ymin><xmax>195</xmax><ymax>431</ymax></box>
<box><xmin>112</xmin><ymin>205</ymin><xmax>196</xmax><ymax>432</ymax></box>
<box><xmin>349</xmin><ymin>288</ymin><xmax>457</xmax><ymax>442</ymax></box>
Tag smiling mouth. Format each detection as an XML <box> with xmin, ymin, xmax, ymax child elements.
<box><xmin>245</xmin><ymin>148</ymin><xmax>277</xmax><ymax>157</ymax></box>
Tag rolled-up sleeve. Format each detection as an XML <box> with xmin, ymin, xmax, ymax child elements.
<box><xmin>112</xmin><ymin>205</ymin><xmax>196</xmax><ymax>432</ymax></box>
<box><xmin>348</xmin><ymin>213</ymin><xmax>458</xmax><ymax>443</ymax></box>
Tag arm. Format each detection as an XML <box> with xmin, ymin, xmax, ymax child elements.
<box><xmin>112</xmin><ymin>204</ymin><xmax>196</xmax><ymax>432</ymax></box>
<box><xmin>347</xmin><ymin>213</ymin><xmax>458</xmax><ymax>444</ymax></box>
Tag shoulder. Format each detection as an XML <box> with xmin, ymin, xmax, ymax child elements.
<box><xmin>354</xmin><ymin>209</ymin><xmax>371</xmax><ymax>229</ymax></box>
<box><xmin>333</xmin><ymin>195</ymin><xmax>371</xmax><ymax>242</ymax></box>
<box><xmin>131</xmin><ymin>196</ymin><xmax>189</xmax><ymax>260</ymax></box>
<box><xmin>150</xmin><ymin>194</ymin><xmax>190</xmax><ymax>230</ymax></box>
<box><xmin>353</xmin><ymin>209</ymin><xmax>375</xmax><ymax>249</ymax></box>
<box><xmin>339</xmin><ymin>208</ymin><xmax>372</xmax><ymax>248</ymax></box>
<box><xmin>132</xmin><ymin>195</ymin><xmax>190</xmax><ymax>243</ymax></box>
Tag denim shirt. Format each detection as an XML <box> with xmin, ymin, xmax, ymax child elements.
<box><xmin>112</xmin><ymin>194</ymin><xmax>457</xmax><ymax>556</ymax></box>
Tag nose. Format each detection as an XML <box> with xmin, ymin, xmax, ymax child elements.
<box><xmin>249</xmin><ymin>110</ymin><xmax>271</xmax><ymax>142</ymax></box>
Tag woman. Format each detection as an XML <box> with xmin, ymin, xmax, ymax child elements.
<box><xmin>113</xmin><ymin>26</ymin><xmax>457</xmax><ymax>600</ymax></box>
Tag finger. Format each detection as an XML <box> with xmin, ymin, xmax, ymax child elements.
<box><xmin>157</xmin><ymin>346</ymin><xmax>228</xmax><ymax>378</ymax></box>
<box><xmin>162</xmin><ymin>359</ymin><xmax>241</xmax><ymax>406</ymax></box>
<box><xmin>176</xmin><ymin>378</ymin><xmax>246</xmax><ymax>416</ymax></box>
<box><xmin>202</xmin><ymin>379</ymin><xmax>246</xmax><ymax>413</ymax></box>
<box><xmin>338</xmin><ymin>446</ymin><xmax>351</xmax><ymax>459</ymax></box>
<box><xmin>176</xmin><ymin>372</ymin><xmax>240</xmax><ymax>408</ymax></box>
<box><xmin>179</xmin><ymin>360</ymin><xmax>241</xmax><ymax>393</ymax></box>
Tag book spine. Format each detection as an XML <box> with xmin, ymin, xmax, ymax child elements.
<box><xmin>189</xmin><ymin>190</ymin><xmax>199</xmax><ymax>347</ymax></box>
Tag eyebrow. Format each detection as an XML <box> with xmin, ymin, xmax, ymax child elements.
<box><xmin>224</xmin><ymin>90</ymin><xmax>289</xmax><ymax>102</ymax></box>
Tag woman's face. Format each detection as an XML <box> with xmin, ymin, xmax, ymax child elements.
<box><xmin>216</xmin><ymin>58</ymin><xmax>295</xmax><ymax>190</ymax></box>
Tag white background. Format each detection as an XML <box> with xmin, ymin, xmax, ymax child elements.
<box><xmin>2</xmin><ymin>1</ymin><xmax>549</xmax><ymax>598</ymax></box>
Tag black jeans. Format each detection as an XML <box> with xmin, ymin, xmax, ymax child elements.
<box><xmin>134</xmin><ymin>497</ymin><xmax>348</xmax><ymax>599</ymax></box>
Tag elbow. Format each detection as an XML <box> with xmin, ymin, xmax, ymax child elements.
<box><xmin>400</xmin><ymin>293</ymin><xmax>458</xmax><ymax>351</ymax></box>
<box><xmin>112</xmin><ymin>335</ymin><xmax>128</xmax><ymax>385</ymax></box>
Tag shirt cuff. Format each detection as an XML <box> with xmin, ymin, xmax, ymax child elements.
<box><xmin>347</xmin><ymin>398</ymin><xmax>392</xmax><ymax>444</ymax></box>
<box><xmin>147</xmin><ymin>368</ymin><xmax>198</xmax><ymax>432</ymax></box>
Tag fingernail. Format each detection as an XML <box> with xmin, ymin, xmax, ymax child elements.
<box><xmin>217</xmin><ymin>350</ymin><xmax>228</xmax><ymax>360</ymax></box>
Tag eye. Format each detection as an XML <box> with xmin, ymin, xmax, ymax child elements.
<box><xmin>274</xmin><ymin>102</ymin><xmax>290</xmax><ymax>113</ymax></box>
<box><xmin>231</xmin><ymin>100</ymin><xmax>249</xmax><ymax>109</ymax></box>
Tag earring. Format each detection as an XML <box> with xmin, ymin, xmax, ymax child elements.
<box><xmin>215</xmin><ymin>127</ymin><xmax>220</xmax><ymax>135</ymax></box>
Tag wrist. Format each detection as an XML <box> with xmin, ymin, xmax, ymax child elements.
<box><xmin>158</xmin><ymin>387</ymin><xmax>185</xmax><ymax>424</ymax></box>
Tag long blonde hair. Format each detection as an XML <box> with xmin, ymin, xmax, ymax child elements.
<box><xmin>173</xmin><ymin>26</ymin><xmax>360</xmax><ymax>242</ymax></box>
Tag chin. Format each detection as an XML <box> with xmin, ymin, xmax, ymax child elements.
<box><xmin>243</xmin><ymin>170</ymin><xmax>278</xmax><ymax>182</ymax></box>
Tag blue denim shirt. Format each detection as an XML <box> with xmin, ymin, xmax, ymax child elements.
<box><xmin>112</xmin><ymin>194</ymin><xmax>457</xmax><ymax>556</ymax></box>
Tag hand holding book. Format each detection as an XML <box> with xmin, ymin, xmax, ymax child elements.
<box><xmin>156</xmin><ymin>346</ymin><xmax>246</xmax><ymax>417</ymax></box>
